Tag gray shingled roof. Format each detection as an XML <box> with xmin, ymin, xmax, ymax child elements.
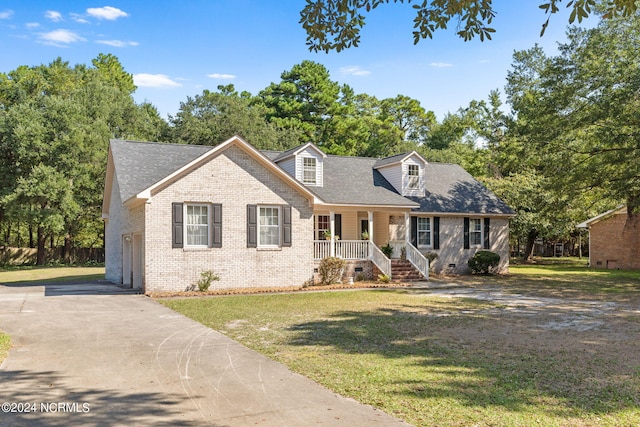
<box><xmin>109</xmin><ymin>139</ymin><xmax>513</xmax><ymax>215</ymax></box>
<box><xmin>408</xmin><ymin>163</ymin><xmax>514</xmax><ymax>215</ymax></box>
<box><xmin>373</xmin><ymin>152</ymin><xmax>410</xmax><ymax>168</ymax></box>
<box><xmin>272</xmin><ymin>145</ymin><xmax>302</xmax><ymax>162</ymax></box>
<box><xmin>110</xmin><ymin>139</ymin><xmax>211</xmax><ymax>202</ymax></box>
<box><xmin>308</xmin><ymin>155</ymin><xmax>419</xmax><ymax>207</ymax></box>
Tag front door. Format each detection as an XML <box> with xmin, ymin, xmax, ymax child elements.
<box><xmin>360</xmin><ymin>219</ymin><xmax>368</xmax><ymax>239</ymax></box>
<box><xmin>132</xmin><ymin>234</ymin><xmax>143</xmax><ymax>289</ymax></box>
<box><xmin>122</xmin><ymin>236</ymin><xmax>131</xmax><ymax>286</ymax></box>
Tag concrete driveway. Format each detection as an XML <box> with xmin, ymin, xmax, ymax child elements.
<box><xmin>0</xmin><ymin>280</ymin><xmax>409</xmax><ymax>427</ymax></box>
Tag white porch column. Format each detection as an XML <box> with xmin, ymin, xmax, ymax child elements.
<box><xmin>330</xmin><ymin>211</ymin><xmax>335</xmax><ymax>257</ymax></box>
<box><xmin>368</xmin><ymin>211</ymin><xmax>374</xmax><ymax>243</ymax></box>
<box><xmin>404</xmin><ymin>212</ymin><xmax>411</xmax><ymax>244</ymax></box>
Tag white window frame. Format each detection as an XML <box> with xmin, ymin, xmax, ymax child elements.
<box><xmin>258</xmin><ymin>205</ymin><xmax>280</xmax><ymax>248</ymax></box>
<box><xmin>185</xmin><ymin>203</ymin><xmax>210</xmax><ymax>248</ymax></box>
<box><xmin>302</xmin><ymin>157</ymin><xmax>317</xmax><ymax>185</ymax></box>
<box><xmin>417</xmin><ymin>217</ymin><xmax>432</xmax><ymax>248</ymax></box>
<box><xmin>407</xmin><ymin>164</ymin><xmax>419</xmax><ymax>189</ymax></box>
<box><xmin>470</xmin><ymin>218</ymin><xmax>483</xmax><ymax>247</ymax></box>
<box><xmin>315</xmin><ymin>214</ymin><xmax>330</xmax><ymax>240</ymax></box>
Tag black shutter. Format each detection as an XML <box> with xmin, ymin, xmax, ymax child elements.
<box><xmin>172</xmin><ymin>203</ymin><xmax>183</xmax><ymax>248</ymax></box>
<box><xmin>433</xmin><ymin>217</ymin><xmax>440</xmax><ymax>250</ymax></box>
<box><xmin>410</xmin><ymin>216</ymin><xmax>418</xmax><ymax>247</ymax></box>
<box><xmin>212</xmin><ymin>204</ymin><xmax>222</xmax><ymax>248</ymax></box>
<box><xmin>247</xmin><ymin>205</ymin><xmax>257</xmax><ymax>248</ymax></box>
<box><xmin>463</xmin><ymin>217</ymin><xmax>470</xmax><ymax>249</ymax></box>
<box><xmin>484</xmin><ymin>218</ymin><xmax>490</xmax><ymax>249</ymax></box>
<box><xmin>282</xmin><ymin>205</ymin><xmax>292</xmax><ymax>247</ymax></box>
<box><xmin>334</xmin><ymin>214</ymin><xmax>342</xmax><ymax>238</ymax></box>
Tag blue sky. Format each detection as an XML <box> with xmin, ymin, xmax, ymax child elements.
<box><xmin>0</xmin><ymin>1</ymin><xmax>592</xmax><ymax>121</ymax></box>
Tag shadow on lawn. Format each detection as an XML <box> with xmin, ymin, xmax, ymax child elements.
<box><xmin>286</xmin><ymin>302</ymin><xmax>640</xmax><ymax>418</ymax></box>
<box><xmin>0</xmin><ymin>369</ymin><xmax>228</xmax><ymax>427</ymax></box>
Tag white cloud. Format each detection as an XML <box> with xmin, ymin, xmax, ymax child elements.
<box><xmin>339</xmin><ymin>66</ymin><xmax>371</xmax><ymax>76</ymax></box>
<box><xmin>45</xmin><ymin>10</ymin><xmax>63</xmax><ymax>22</ymax></box>
<box><xmin>39</xmin><ymin>29</ymin><xmax>86</xmax><ymax>46</ymax></box>
<box><xmin>96</xmin><ymin>39</ymin><xmax>139</xmax><ymax>47</ymax></box>
<box><xmin>87</xmin><ymin>6</ymin><xmax>128</xmax><ymax>20</ymax></box>
<box><xmin>26</xmin><ymin>22</ymin><xmax>40</xmax><ymax>29</ymax></box>
<box><xmin>430</xmin><ymin>62</ymin><xmax>453</xmax><ymax>68</ymax></box>
<box><xmin>133</xmin><ymin>74</ymin><xmax>182</xmax><ymax>88</ymax></box>
<box><xmin>0</xmin><ymin>10</ymin><xmax>14</xmax><ymax>19</ymax></box>
<box><xmin>207</xmin><ymin>73</ymin><xmax>236</xmax><ymax>79</ymax></box>
<box><xmin>70</xmin><ymin>13</ymin><xmax>90</xmax><ymax>24</ymax></box>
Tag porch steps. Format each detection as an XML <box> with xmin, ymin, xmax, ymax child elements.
<box><xmin>390</xmin><ymin>260</ymin><xmax>425</xmax><ymax>281</ymax></box>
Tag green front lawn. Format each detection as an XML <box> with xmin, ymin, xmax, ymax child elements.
<box><xmin>0</xmin><ymin>332</ymin><xmax>10</xmax><ymax>364</ymax></box>
<box><xmin>160</xmin><ymin>265</ymin><xmax>640</xmax><ymax>426</ymax></box>
<box><xmin>0</xmin><ymin>266</ymin><xmax>105</xmax><ymax>284</ymax></box>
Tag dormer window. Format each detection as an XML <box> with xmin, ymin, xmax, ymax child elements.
<box><xmin>303</xmin><ymin>157</ymin><xmax>317</xmax><ymax>185</ymax></box>
<box><xmin>408</xmin><ymin>164</ymin><xmax>419</xmax><ymax>189</ymax></box>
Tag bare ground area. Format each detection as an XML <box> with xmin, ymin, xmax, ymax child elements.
<box><xmin>407</xmin><ymin>280</ymin><xmax>640</xmax><ymax>418</ymax></box>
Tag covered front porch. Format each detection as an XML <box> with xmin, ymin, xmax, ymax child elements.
<box><xmin>312</xmin><ymin>209</ymin><xmax>429</xmax><ymax>280</ymax></box>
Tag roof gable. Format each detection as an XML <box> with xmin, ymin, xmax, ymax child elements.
<box><xmin>308</xmin><ymin>155</ymin><xmax>419</xmax><ymax>207</ymax></box>
<box><xmin>109</xmin><ymin>139</ymin><xmax>211</xmax><ymax>204</ymax></box>
<box><xmin>373</xmin><ymin>151</ymin><xmax>427</xmax><ymax>169</ymax></box>
<box><xmin>273</xmin><ymin>142</ymin><xmax>327</xmax><ymax>162</ymax></box>
<box><xmin>577</xmin><ymin>205</ymin><xmax>626</xmax><ymax>229</ymax></box>
<box><xmin>107</xmin><ymin>136</ymin><xmax>319</xmax><ymax>209</ymax></box>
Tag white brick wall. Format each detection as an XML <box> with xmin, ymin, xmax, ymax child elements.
<box><xmin>104</xmin><ymin>176</ymin><xmax>146</xmax><ymax>285</ymax></box>
<box><xmin>142</xmin><ymin>145</ymin><xmax>314</xmax><ymax>293</ymax></box>
<box><xmin>104</xmin><ymin>177</ymin><xmax>123</xmax><ymax>284</ymax></box>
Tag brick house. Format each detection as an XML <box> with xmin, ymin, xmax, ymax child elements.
<box><xmin>102</xmin><ymin>136</ymin><xmax>514</xmax><ymax>293</ymax></box>
<box><xmin>578</xmin><ymin>206</ymin><xmax>640</xmax><ymax>270</ymax></box>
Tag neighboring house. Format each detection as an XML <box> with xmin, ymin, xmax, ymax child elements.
<box><xmin>577</xmin><ymin>206</ymin><xmax>640</xmax><ymax>270</ymax></box>
<box><xmin>102</xmin><ymin>136</ymin><xmax>514</xmax><ymax>293</ymax></box>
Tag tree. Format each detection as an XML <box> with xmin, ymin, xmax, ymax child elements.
<box><xmin>170</xmin><ymin>85</ymin><xmax>300</xmax><ymax>150</ymax></box>
<box><xmin>299</xmin><ymin>0</ymin><xmax>638</xmax><ymax>52</ymax></box>
<box><xmin>506</xmin><ymin>13</ymin><xmax>640</xmax><ymax>217</ymax></box>
<box><xmin>2</xmin><ymin>164</ymin><xmax>79</xmax><ymax>265</ymax></box>
<box><xmin>256</xmin><ymin>61</ymin><xmax>436</xmax><ymax>156</ymax></box>
<box><xmin>496</xmin><ymin>14</ymin><xmax>640</xmax><ymax>258</ymax></box>
<box><xmin>257</xmin><ymin>60</ymin><xmax>342</xmax><ymax>146</ymax></box>
<box><xmin>380</xmin><ymin>95</ymin><xmax>436</xmax><ymax>143</ymax></box>
<box><xmin>0</xmin><ymin>55</ymin><xmax>167</xmax><ymax>263</ymax></box>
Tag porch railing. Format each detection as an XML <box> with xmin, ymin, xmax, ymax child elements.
<box><xmin>405</xmin><ymin>243</ymin><xmax>430</xmax><ymax>280</ymax></box>
<box><xmin>313</xmin><ymin>240</ymin><xmax>371</xmax><ymax>260</ymax></box>
<box><xmin>313</xmin><ymin>240</ymin><xmax>392</xmax><ymax>278</ymax></box>
<box><xmin>314</xmin><ymin>240</ymin><xmax>332</xmax><ymax>259</ymax></box>
<box><xmin>336</xmin><ymin>240</ymin><xmax>370</xmax><ymax>259</ymax></box>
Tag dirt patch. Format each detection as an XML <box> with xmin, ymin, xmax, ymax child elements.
<box><xmin>409</xmin><ymin>282</ymin><xmax>640</xmax><ymax>408</ymax></box>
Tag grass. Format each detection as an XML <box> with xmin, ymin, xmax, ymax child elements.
<box><xmin>0</xmin><ymin>265</ymin><xmax>105</xmax><ymax>284</ymax></box>
<box><xmin>0</xmin><ymin>332</ymin><xmax>10</xmax><ymax>364</ymax></box>
<box><xmin>442</xmin><ymin>257</ymin><xmax>640</xmax><ymax>299</ymax></box>
<box><xmin>160</xmin><ymin>260</ymin><xmax>640</xmax><ymax>427</ymax></box>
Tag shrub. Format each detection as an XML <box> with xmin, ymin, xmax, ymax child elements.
<box><xmin>197</xmin><ymin>270</ymin><xmax>220</xmax><ymax>291</ymax></box>
<box><xmin>377</xmin><ymin>274</ymin><xmax>391</xmax><ymax>283</ymax></box>
<box><xmin>468</xmin><ymin>251</ymin><xmax>501</xmax><ymax>274</ymax></box>
<box><xmin>380</xmin><ymin>243</ymin><xmax>393</xmax><ymax>258</ymax></box>
<box><xmin>424</xmin><ymin>252</ymin><xmax>438</xmax><ymax>264</ymax></box>
<box><xmin>318</xmin><ymin>257</ymin><xmax>346</xmax><ymax>285</ymax></box>
<box><xmin>355</xmin><ymin>272</ymin><xmax>366</xmax><ymax>282</ymax></box>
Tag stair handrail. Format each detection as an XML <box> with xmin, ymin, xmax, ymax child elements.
<box><xmin>370</xmin><ymin>242</ymin><xmax>392</xmax><ymax>279</ymax></box>
<box><xmin>404</xmin><ymin>243</ymin><xmax>429</xmax><ymax>280</ymax></box>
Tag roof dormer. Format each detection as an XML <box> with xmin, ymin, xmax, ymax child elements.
<box><xmin>374</xmin><ymin>151</ymin><xmax>427</xmax><ymax>197</ymax></box>
<box><xmin>273</xmin><ymin>142</ymin><xmax>326</xmax><ymax>187</ymax></box>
